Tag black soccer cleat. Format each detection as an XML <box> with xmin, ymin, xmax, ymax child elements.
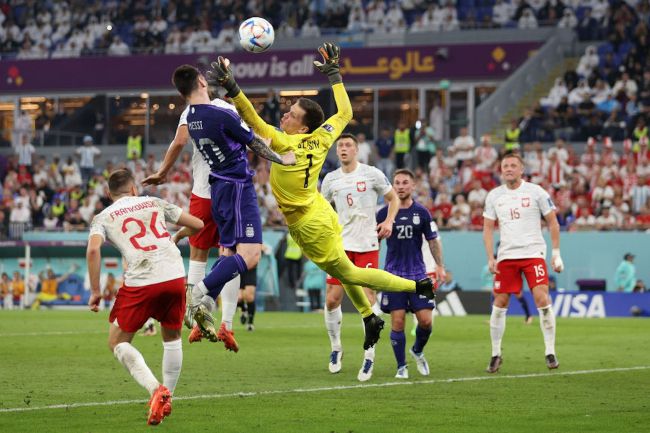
<box><xmin>363</xmin><ymin>314</ymin><xmax>385</xmax><ymax>350</ymax></box>
<box><xmin>415</xmin><ymin>278</ymin><xmax>436</xmax><ymax>300</ymax></box>
<box><xmin>486</xmin><ymin>355</ymin><xmax>503</xmax><ymax>373</ymax></box>
<box><xmin>545</xmin><ymin>354</ymin><xmax>559</xmax><ymax>369</ymax></box>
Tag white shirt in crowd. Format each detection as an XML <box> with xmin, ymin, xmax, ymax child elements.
<box><xmin>483</xmin><ymin>180</ymin><xmax>555</xmax><ymax>262</ymax></box>
<box><xmin>16</xmin><ymin>142</ymin><xmax>36</xmax><ymax>166</ymax></box>
<box><xmin>321</xmin><ymin>163</ymin><xmax>392</xmax><ymax>253</ymax></box>
<box><xmin>76</xmin><ymin>144</ymin><xmax>101</xmax><ymax>168</ymax></box>
<box><xmin>452</xmin><ymin>133</ymin><xmax>476</xmax><ymax>162</ymax></box>
<box><xmin>178</xmin><ymin>97</ymin><xmax>239</xmax><ymax>199</ymax></box>
<box><xmin>89</xmin><ymin>196</ymin><xmax>185</xmax><ymax>287</ymax></box>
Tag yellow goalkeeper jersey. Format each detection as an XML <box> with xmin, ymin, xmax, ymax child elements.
<box><xmin>232</xmin><ymin>83</ymin><xmax>352</xmax><ymax>224</ymax></box>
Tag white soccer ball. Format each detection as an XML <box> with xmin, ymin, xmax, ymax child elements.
<box><xmin>238</xmin><ymin>17</ymin><xmax>275</xmax><ymax>53</ymax></box>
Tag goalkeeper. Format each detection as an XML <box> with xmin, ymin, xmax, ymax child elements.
<box><xmin>206</xmin><ymin>43</ymin><xmax>436</xmax><ymax>350</ymax></box>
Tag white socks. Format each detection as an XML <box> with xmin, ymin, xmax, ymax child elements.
<box><xmin>490</xmin><ymin>306</ymin><xmax>508</xmax><ymax>357</ymax></box>
<box><xmin>187</xmin><ymin>260</ymin><xmax>207</xmax><ymax>286</ymax></box>
<box><xmin>538</xmin><ymin>304</ymin><xmax>557</xmax><ymax>355</ymax></box>
<box><xmin>113</xmin><ymin>342</ymin><xmax>159</xmax><ymax>396</ymax></box>
<box><xmin>325</xmin><ymin>305</ymin><xmax>343</xmax><ymax>352</ymax></box>
<box><xmin>220</xmin><ymin>275</ymin><xmax>241</xmax><ymax>330</ymax></box>
<box><xmin>162</xmin><ymin>339</ymin><xmax>183</xmax><ymax>395</ymax></box>
<box><xmin>371</xmin><ymin>302</ymin><xmax>383</xmax><ymax>317</ymax></box>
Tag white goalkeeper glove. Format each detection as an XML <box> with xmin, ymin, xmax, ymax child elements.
<box><xmin>551</xmin><ymin>248</ymin><xmax>564</xmax><ymax>273</ymax></box>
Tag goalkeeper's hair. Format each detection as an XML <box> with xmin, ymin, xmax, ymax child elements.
<box><xmin>108</xmin><ymin>169</ymin><xmax>135</xmax><ymax>196</ymax></box>
<box><xmin>173</xmin><ymin>64</ymin><xmax>200</xmax><ymax>98</ymax></box>
<box><xmin>298</xmin><ymin>98</ymin><xmax>325</xmax><ymax>133</ymax></box>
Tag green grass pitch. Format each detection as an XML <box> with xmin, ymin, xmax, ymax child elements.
<box><xmin>0</xmin><ymin>310</ymin><xmax>648</xmax><ymax>433</ymax></box>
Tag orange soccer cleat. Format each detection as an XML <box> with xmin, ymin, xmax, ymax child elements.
<box><xmin>216</xmin><ymin>322</ymin><xmax>239</xmax><ymax>352</ymax></box>
<box><xmin>147</xmin><ymin>385</ymin><xmax>172</xmax><ymax>426</ymax></box>
<box><xmin>188</xmin><ymin>325</ymin><xmax>203</xmax><ymax>344</ymax></box>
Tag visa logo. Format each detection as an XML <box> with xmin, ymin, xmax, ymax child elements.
<box><xmin>552</xmin><ymin>294</ymin><xmax>606</xmax><ymax>318</ymax></box>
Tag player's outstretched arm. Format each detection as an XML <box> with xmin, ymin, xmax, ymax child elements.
<box><xmin>208</xmin><ymin>57</ymin><xmax>280</xmax><ymax>144</ymax></box>
<box><xmin>247</xmin><ymin>134</ymin><xmax>296</xmax><ymax>165</ymax></box>
<box><xmin>314</xmin><ymin>43</ymin><xmax>352</xmax><ymax>126</ymax></box>
<box><xmin>143</xmin><ymin>125</ymin><xmax>189</xmax><ymax>186</ymax></box>
<box><xmin>86</xmin><ymin>234</ymin><xmax>103</xmax><ymax>312</ymax></box>
<box><xmin>377</xmin><ymin>189</ymin><xmax>398</xmax><ymax>239</ymax></box>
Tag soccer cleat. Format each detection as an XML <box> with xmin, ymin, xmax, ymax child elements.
<box><xmin>217</xmin><ymin>322</ymin><xmax>239</xmax><ymax>352</ymax></box>
<box><xmin>409</xmin><ymin>348</ymin><xmax>430</xmax><ymax>376</ymax></box>
<box><xmin>395</xmin><ymin>365</ymin><xmax>409</xmax><ymax>379</ymax></box>
<box><xmin>362</xmin><ymin>314</ymin><xmax>384</xmax><ymax>350</ymax></box>
<box><xmin>240</xmin><ymin>311</ymin><xmax>248</xmax><ymax>325</ymax></box>
<box><xmin>545</xmin><ymin>354</ymin><xmax>559</xmax><ymax>369</ymax></box>
<box><xmin>486</xmin><ymin>355</ymin><xmax>503</xmax><ymax>373</ymax></box>
<box><xmin>415</xmin><ymin>278</ymin><xmax>436</xmax><ymax>300</ymax></box>
<box><xmin>183</xmin><ymin>284</ymin><xmax>195</xmax><ymax>329</ymax></box>
<box><xmin>247</xmin><ymin>323</ymin><xmax>255</xmax><ymax>332</ymax></box>
<box><xmin>525</xmin><ymin>316</ymin><xmax>534</xmax><ymax>325</ymax></box>
<box><xmin>328</xmin><ymin>350</ymin><xmax>343</xmax><ymax>373</ymax></box>
<box><xmin>147</xmin><ymin>385</ymin><xmax>172</xmax><ymax>425</ymax></box>
<box><xmin>188</xmin><ymin>325</ymin><xmax>203</xmax><ymax>344</ymax></box>
<box><xmin>357</xmin><ymin>358</ymin><xmax>374</xmax><ymax>382</ymax></box>
<box><xmin>192</xmin><ymin>303</ymin><xmax>219</xmax><ymax>342</ymax></box>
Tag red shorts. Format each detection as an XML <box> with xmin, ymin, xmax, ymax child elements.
<box><xmin>189</xmin><ymin>194</ymin><xmax>220</xmax><ymax>250</ymax></box>
<box><xmin>494</xmin><ymin>258</ymin><xmax>549</xmax><ymax>294</ymax></box>
<box><xmin>109</xmin><ymin>277</ymin><xmax>185</xmax><ymax>332</ymax></box>
<box><xmin>326</xmin><ymin>250</ymin><xmax>379</xmax><ymax>285</ymax></box>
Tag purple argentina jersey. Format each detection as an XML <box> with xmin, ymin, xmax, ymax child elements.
<box><xmin>376</xmin><ymin>201</ymin><xmax>438</xmax><ymax>280</ymax></box>
<box><xmin>186</xmin><ymin>104</ymin><xmax>254</xmax><ymax>181</ymax></box>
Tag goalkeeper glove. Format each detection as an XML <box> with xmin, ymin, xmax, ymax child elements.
<box><xmin>313</xmin><ymin>42</ymin><xmax>342</xmax><ymax>85</ymax></box>
<box><xmin>207</xmin><ymin>56</ymin><xmax>241</xmax><ymax>98</ymax></box>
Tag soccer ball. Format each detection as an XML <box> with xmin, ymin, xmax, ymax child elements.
<box><xmin>238</xmin><ymin>17</ymin><xmax>275</xmax><ymax>53</ymax></box>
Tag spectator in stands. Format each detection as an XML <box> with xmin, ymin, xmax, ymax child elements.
<box><xmin>518</xmin><ymin>8</ymin><xmax>538</xmax><ymax>29</ymax></box>
<box><xmin>10</xmin><ymin>271</ymin><xmax>24</xmax><ymax>308</ymax></box>
<box><xmin>393</xmin><ymin>122</ymin><xmax>411</xmax><ymax>169</ymax></box>
<box><xmin>541</xmin><ymin>78</ymin><xmax>568</xmax><ymax>108</ymax></box>
<box><xmin>61</xmin><ymin>156</ymin><xmax>82</xmax><ymax>188</ymax></box>
<box><xmin>302</xmin><ymin>17</ymin><xmax>321</xmax><ymax>37</ymax></box>
<box><xmin>452</xmin><ymin>127</ymin><xmax>475</xmax><ymax>170</ymax></box>
<box><xmin>375</xmin><ymin>128</ymin><xmax>395</xmax><ymax>178</ymax></box>
<box><xmin>615</xmin><ymin>253</ymin><xmax>636</xmax><ymax>292</ymax></box>
<box><xmin>613</xmin><ymin>72</ymin><xmax>638</xmax><ymax>99</ymax></box>
<box><xmin>577</xmin><ymin>9</ymin><xmax>600</xmax><ymax>41</ymax></box>
<box><xmin>1</xmin><ymin>272</ymin><xmax>12</xmax><ymax>310</ymax></box>
<box><xmin>107</xmin><ymin>35</ymin><xmax>130</xmax><ymax>56</ymax></box>
<box><xmin>474</xmin><ymin>135</ymin><xmax>498</xmax><ymax>172</ymax></box>
<box><xmin>126</xmin><ymin>130</ymin><xmax>143</xmax><ymax>161</ymax></box>
<box><xmin>429</xmin><ymin>98</ymin><xmax>444</xmax><ymax>143</ymax></box>
<box><xmin>504</xmin><ymin>119</ymin><xmax>521</xmax><ymax>151</ymax></box>
<box><xmin>492</xmin><ymin>0</ymin><xmax>513</xmax><ymax>27</ymax></box>
<box><xmin>76</xmin><ymin>135</ymin><xmax>101</xmax><ymax>187</ymax></box>
<box><xmin>15</xmin><ymin>135</ymin><xmax>36</xmax><ymax>173</ymax></box>
<box><xmin>413</xmin><ymin>119</ymin><xmax>436</xmax><ymax>171</ymax></box>
<box><xmin>356</xmin><ymin>133</ymin><xmax>372</xmax><ymax>165</ymax></box>
<box><xmin>558</xmin><ymin>8</ymin><xmax>577</xmax><ymax>29</ymax></box>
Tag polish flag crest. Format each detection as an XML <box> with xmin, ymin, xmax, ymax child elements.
<box><xmin>356</xmin><ymin>181</ymin><xmax>366</xmax><ymax>192</ymax></box>
<box><xmin>522</xmin><ymin>197</ymin><xmax>530</xmax><ymax>207</ymax></box>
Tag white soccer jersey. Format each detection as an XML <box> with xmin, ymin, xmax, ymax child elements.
<box><xmin>321</xmin><ymin>163</ymin><xmax>392</xmax><ymax>252</ymax></box>
<box><xmin>89</xmin><ymin>196</ymin><xmax>185</xmax><ymax>287</ymax></box>
<box><xmin>179</xmin><ymin>98</ymin><xmax>238</xmax><ymax>198</ymax></box>
<box><xmin>483</xmin><ymin>180</ymin><xmax>555</xmax><ymax>262</ymax></box>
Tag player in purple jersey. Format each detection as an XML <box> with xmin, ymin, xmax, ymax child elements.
<box><xmin>376</xmin><ymin>169</ymin><xmax>445</xmax><ymax>379</ymax></box>
<box><xmin>172</xmin><ymin>65</ymin><xmax>295</xmax><ymax>342</ymax></box>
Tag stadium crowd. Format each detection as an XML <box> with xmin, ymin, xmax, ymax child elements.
<box><xmin>1</xmin><ymin>125</ymin><xmax>649</xmax><ymax>241</ymax></box>
<box><xmin>0</xmin><ymin>0</ymin><xmax>639</xmax><ymax>59</ymax></box>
